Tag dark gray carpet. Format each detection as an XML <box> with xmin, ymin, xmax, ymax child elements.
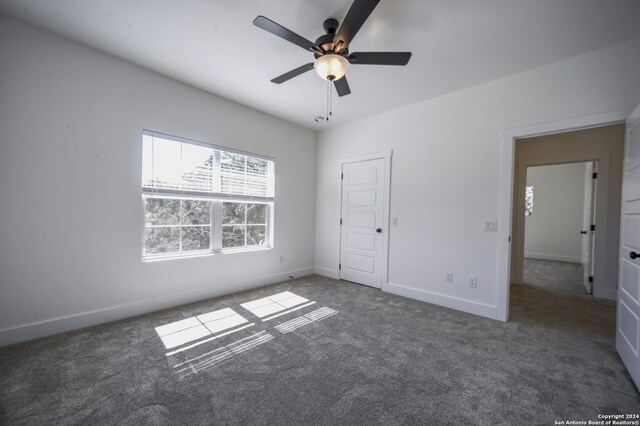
<box><xmin>1</xmin><ymin>274</ymin><xmax>638</xmax><ymax>425</ymax></box>
<box><xmin>524</xmin><ymin>258</ymin><xmax>587</xmax><ymax>295</ymax></box>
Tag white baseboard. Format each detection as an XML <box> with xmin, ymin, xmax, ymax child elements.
<box><xmin>594</xmin><ymin>287</ymin><xmax>617</xmax><ymax>301</ymax></box>
<box><xmin>524</xmin><ymin>252</ymin><xmax>581</xmax><ymax>263</ymax></box>
<box><xmin>0</xmin><ymin>267</ymin><xmax>314</xmax><ymax>347</ymax></box>
<box><xmin>314</xmin><ymin>266</ymin><xmax>339</xmax><ymax>280</ymax></box>
<box><xmin>385</xmin><ymin>282</ymin><xmax>498</xmax><ymax>320</ymax></box>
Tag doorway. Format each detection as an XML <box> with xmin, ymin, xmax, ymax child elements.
<box><xmin>510</xmin><ymin>124</ymin><xmax>624</xmax><ymax>304</ymax></box>
<box><xmin>522</xmin><ymin>161</ymin><xmax>596</xmax><ymax>296</ymax></box>
<box><xmin>499</xmin><ymin>124</ymin><xmax>625</xmax><ymax>320</ymax></box>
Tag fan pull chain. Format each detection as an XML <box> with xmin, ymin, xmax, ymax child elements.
<box><xmin>326</xmin><ymin>79</ymin><xmax>330</xmax><ymax>121</ymax></box>
<box><xmin>329</xmin><ymin>80</ymin><xmax>333</xmax><ymax>118</ymax></box>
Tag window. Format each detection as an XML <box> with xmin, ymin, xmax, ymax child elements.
<box><xmin>222</xmin><ymin>202</ymin><xmax>268</xmax><ymax>248</ymax></box>
<box><xmin>142</xmin><ymin>132</ymin><xmax>274</xmax><ymax>259</ymax></box>
<box><xmin>525</xmin><ymin>186</ymin><xmax>534</xmax><ymax>216</ymax></box>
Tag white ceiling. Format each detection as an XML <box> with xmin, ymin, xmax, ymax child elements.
<box><xmin>1</xmin><ymin>0</ymin><xmax>640</xmax><ymax>130</ymax></box>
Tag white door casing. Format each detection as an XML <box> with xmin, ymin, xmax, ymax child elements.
<box><xmin>617</xmin><ymin>113</ymin><xmax>640</xmax><ymax>390</ymax></box>
<box><xmin>340</xmin><ymin>157</ymin><xmax>386</xmax><ymax>288</ymax></box>
<box><xmin>582</xmin><ymin>161</ymin><xmax>597</xmax><ymax>293</ymax></box>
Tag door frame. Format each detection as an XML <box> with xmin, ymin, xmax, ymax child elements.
<box><xmin>338</xmin><ymin>150</ymin><xmax>392</xmax><ymax>290</ymax></box>
<box><xmin>496</xmin><ymin>110</ymin><xmax>630</xmax><ymax>322</ymax></box>
<box><xmin>582</xmin><ymin>160</ymin><xmax>597</xmax><ymax>294</ymax></box>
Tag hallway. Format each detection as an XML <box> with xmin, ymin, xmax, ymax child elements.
<box><xmin>523</xmin><ymin>258</ymin><xmax>588</xmax><ymax>295</ymax></box>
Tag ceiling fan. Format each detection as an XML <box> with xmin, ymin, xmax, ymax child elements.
<box><xmin>253</xmin><ymin>0</ymin><xmax>412</xmax><ymax>98</ymax></box>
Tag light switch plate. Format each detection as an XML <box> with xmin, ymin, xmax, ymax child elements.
<box><xmin>484</xmin><ymin>221</ymin><xmax>497</xmax><ymax>231</ymax></box>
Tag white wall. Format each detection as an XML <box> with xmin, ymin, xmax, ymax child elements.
<box><xmin>0</xmin><ymin>15</ymin><xmax>317</xmax><ymax>345</ymax></box>
<box><xmin>315</xmin><ymin>37</ymin><xmax>640</xmax><ymax>319</ymax></box>
<box><xmin>524</xmin><ymin>163</ymin><xmax>586</xmax><ymax>263</ymax></box>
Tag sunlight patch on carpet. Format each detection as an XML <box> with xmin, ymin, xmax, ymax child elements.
<box><xmin>275</xmin><ymin>307</ymin><xmax>338</xmax><ymax>334</ymax></box>
<box><xmin>155</xmin><ymin>307</ymin><xmax>251</xmax><ymax>351</ymax></box>
<box><xmin>240</xmin><ymin>291</ymin><xmax>310</xmax><ymax>318</ymax></box>
<box><xmin>173</xmin><ymin>331</ymin><xmax>274</xmax><ymax>379</ymax></box>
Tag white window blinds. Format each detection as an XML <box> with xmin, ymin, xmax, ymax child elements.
<box><xmin>142</xmin><ymin>133</ymin><xmax>274</xmax><ymax>199</ymax></box>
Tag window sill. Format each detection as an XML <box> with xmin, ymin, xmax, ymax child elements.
<box><xmin>220</xmin><ymin>246</ymin><xmax>271</xmax><ymax>255</ymax></box>
<box><xmin>142</xmin><ymin>246</ymin><xmax>272</xmax><ymax>263</ymax></box>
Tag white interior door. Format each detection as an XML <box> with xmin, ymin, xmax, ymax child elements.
<box><xmin>340</xmin><ymin>158</ymin><xmax>385</xmax><ymax>288</ymax></box>
<box><xmin>581</xmin><ymin>161</ymin><xmax>596</xmax><ymax>293</ymax></box>
<box><xmin>617</xmin><ymin>115</ymin><xmax>640</xmax><ymax>390</ymax></box>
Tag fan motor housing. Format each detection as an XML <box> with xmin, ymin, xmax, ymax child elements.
<box><xmin>315</xmin><ymin>18</ymin><xmax>348</xmax><ymax>58</ymax></box>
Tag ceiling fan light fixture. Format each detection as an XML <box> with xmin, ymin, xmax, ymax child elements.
<box><xmin>314</xmin><ymin>54</ymin><xmax>349</xmax><ymax>81</ymax></box>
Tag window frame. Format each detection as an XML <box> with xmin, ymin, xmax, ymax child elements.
<box><xmin>141</xmin><ymin>130</ymin><xmax>275</xmax><ymax>261</ymax></box>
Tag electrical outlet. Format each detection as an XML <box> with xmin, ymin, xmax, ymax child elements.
<box><xmin>468</xmin><ymin>276</ymin><xmax>477</xmax><ymax>288</ymax></box>
<box><xmin>279</xmin><ymin>255</ymin><xmax>284</xmax><ymax>264</ymax></box>
<box><xmin>392</xmin><ymin>217</ymin><xmax>398</xmax><ymax>226</ymax></box>
<box><xmin>445</xmin><ymin>271</ymin><xmax>453</xmax><ymax>283</ymax></box>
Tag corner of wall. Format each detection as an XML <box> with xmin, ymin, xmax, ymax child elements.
<box><xmin>313</xmin><ymin>266</ymin><xmax>339</xmax><ymax>280</ymax></box>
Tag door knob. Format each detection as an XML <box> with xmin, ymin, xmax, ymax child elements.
<box><xmin>376</xmin><ymin>228</ymin><xmax>382</xmax><ymax>233</ymax></box>
<box><xmin>631</xmin><ymin>252</ymin><xmax>639</xmax><ymax>260</ymax></box>
<box><xmin>580</xmin><ymin>231</ymin><xmax>587</xmax><ymax>235</ymax></box>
